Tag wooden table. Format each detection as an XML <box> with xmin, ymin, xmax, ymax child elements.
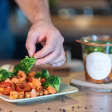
<box><xmin>0</xmin><ymin>60</ymin><xmax>112</xmax><ymax>112</ymax></box>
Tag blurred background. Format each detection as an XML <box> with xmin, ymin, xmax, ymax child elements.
<box><xmin>2</xmin><ymin>0</ymin><xmax>112</xmax><ymax>61</ymax></box>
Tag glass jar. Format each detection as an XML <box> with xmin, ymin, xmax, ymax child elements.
<box><xmin>77</xmin><ymin>35</ymin><xmax>112</xmax><ymax>84</ymax></box>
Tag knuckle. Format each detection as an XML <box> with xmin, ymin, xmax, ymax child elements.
<box><xmin>60</xmin><ymin>55</ymin><xmax>66</xmax><ymax>64</ymax></box>
<box><xmin>55</xmin><ymin>29</ymin><xmax>64</xmax><ymax>43</ymax></box>
<box><xmin>28</xmin><ymin>30</ymin><xmax>34</xmax><ymax>38</ymax></box>
<box><xmin>58</xmin><ymin>34</ymin><xmax>64</xmax><ymax>43</ymax></box>
<box><xmin>61</xmin><ymin>52</ymin><xmax>66</xmax><ymax>59</ymax></box>
<box><xmin>25</xmin><ymin>43</ymin><xmax>29</xmax><ymax>49</ymax></box>
<box><xmin>61</xmin><ymin>37</ymin><xmax>64</xmax><ymax>43</ymax></box>
<box><xmin>63</xmin><ymin>58</ymin><xmax>66</xmax><ymax>64</ymax></box>
<box><xmin>28</xmin><ymin>31</ymin><xmax>32</xmax><ymax>37</ymax></box>
<box><xmin>63</xmin><ymin>56</ymin><xmax>66</xmax><ymax>62</ymax></box>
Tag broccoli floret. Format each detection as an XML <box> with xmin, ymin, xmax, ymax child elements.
<box><xmin>43</xmin><ymin>75</ymin><xmax>61</xmax><ymax>92</ymax></box>
<box><xmin>35</xmin><ymin>72</ymin><xmax>41</xmax><ymax>78</ymax></box>
<box><xmin>13</xmin><ymin>56</ymin><xmax>36</xmax><ymax>74</ymax></box>
<box><xmin>41</xmin><ymin>69</ymin><xmax>50</xmax><ymax>79</ymax></box>
<box><xmin>0</xmin><ymin>69</ymin><xmax>14</xmax><ymax>82</ymax></box>
<box><xmin>35</xmin><ymin>69</ymin><xmax>50</xmax><ymax>79</ymax></box>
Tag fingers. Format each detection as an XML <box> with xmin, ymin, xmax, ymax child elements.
<box><xmin>52</xmin><ymin>54</ymin><xmax>66</xmax><ymax>65</ymax></box>
<box><xmin>26</xmin><ymin>31</ymin><xmax>39</xmax><ymax>57</ymax></box>
<box><xmin>35</xmin><ymin>45</ymin><xmax>61</xmax><ymax>65</ymax></box>
<box><xmin>27</xmin><ymin>24</ymin><xmax>65</xmax><ymax>67</ymax></box>
<box><xmin>34</xmin><ymin>44</ymin><xmax>54</xmax><ymax>59</ymax></box>
<box><xmin>35</xmin><ymin>46</ymin><xmax>66</xmax><ymax>67</ymax></box>
<box><xmin>52</xmin><ymin>48</ymin><xmax>66</xmax><ymax>67</ymax></box>
<box><xmin>34</xmin><ymin>36</ymin><xmax>57</xmax><ymax>59</ymax></box>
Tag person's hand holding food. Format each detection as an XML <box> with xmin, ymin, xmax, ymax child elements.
<box><xmin>16</xmin><ymin>0</ymin><xmax>66</xmax><ymax>67</ymax></box>
<box><xmin>26</xmin><ymin>21</ymin><xmax>65</xmax><ymax>67</ymax></box>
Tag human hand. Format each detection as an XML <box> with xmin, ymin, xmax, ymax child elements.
<box><xmin>26</xmin><ymin>21</ymin><xmax>66</xmax><ymax>67</ymax></box>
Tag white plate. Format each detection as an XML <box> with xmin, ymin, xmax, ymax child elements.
<box><xmin>0</xmin><ymin>83</ymin><xmax>78</xmax><ymax>104</ymax></box>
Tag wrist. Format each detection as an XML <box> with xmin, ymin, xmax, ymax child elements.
<box><xmin>33</xmin><ymin>18</ymin><xmax>55</xmax><ymax>29</ymax></box>
<box><xmin>33</xmin><ymin>14</ymin><xmax>52</xmax><ymax>25</ymax></box>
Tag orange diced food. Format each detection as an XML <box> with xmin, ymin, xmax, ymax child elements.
<box><xmin>0</xmin><ymin>88</ymin><xmax>4</xmax><ymax>93</ymax></box>
<box><xmin>32</xmin><ymin>78</ymin><xmax>41</xmax><ymax>89</ymax></box>
<box><xmin>18</xmin><ymin>92</ymin><xmax>24</xmax><ymax>99</ymax></box>
<box><xmin>11</xmin><ymin>78</ymin><xmax>19</xmax><ymax>84</ymax></box>
<box><xmin>28</xmin><ymin>72</ymin><xmax>36</xmax><ymax>77</ymax></box>
<box><xmin>39</xmin><ymin>91</ymin><xmax>44</xmax><ymax>96</ymax></box>
<box><xmin>10</xmin><ymin>91</ymin><xmax>18</xmax><ymax>99</ymax></box>
<box><xmin>43</xmin><ymin>90</ymin><xmax>49</xmax><ymax>95</ymax></box>
<box><xmin>24</xmin><ymin>83</ymin><xmax>32</xmax><ymax>92</ymax></box>
<box><xmin>17</xmin><ymin>70</ymin><xmax>26</xmax><ymax>83</ymax></box>
<box><xmin>25</xmin><ymin>92</ymin><xmax>31</xmax><ymax>98</ymax></box>
<box><xmin>47</xmin><ymin>86</ymin><xmax>56</xmax><ymax>94</ymax></box>
<box><xmin>3</xmin><ymin>87</ymin><xmax>13</xmax><ymax>95</ymax></box>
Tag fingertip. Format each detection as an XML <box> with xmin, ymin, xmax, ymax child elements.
<box><xmin>27</xmin><ymin>48</ymin><xmax>35</xmax><ymax>57</ymax></box>
<box><xmin>26</xmin><ymin>43</ymin><xmax>36</xmax><ymax>57</ymax></box>
<box><xmin>29</xmin><ymin>52</ymin><xmax>33</xmax><ymax>57</ymax></box>
<box><xmin>34</xmin><ymin>53</ymin><xmax>39</xmax><ymax>58</ymax></box>
<box><xmin>34</xmin><ymin>50</ymin><xmax>42</xmax><ymax>58</ymax></box>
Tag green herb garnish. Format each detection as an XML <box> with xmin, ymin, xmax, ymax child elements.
<box><xmin>13</xmin><ymin>56</ymin><xmax>36</xmax><ymax>74</ymax></box>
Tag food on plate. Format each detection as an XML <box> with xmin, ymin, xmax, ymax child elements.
<box><xmin>0</xmin><ymin>56</ymin><xmax>61</xmax><ymax>99</ymax></box>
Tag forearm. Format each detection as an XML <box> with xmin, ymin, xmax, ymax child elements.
<box><xmin>15</xmin><ymin>0</ymin><xmax>51</xmax><ymax>24</ymax></box>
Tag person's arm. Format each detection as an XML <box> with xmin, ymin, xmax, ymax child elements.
<box><xmin>15</xmin><ymin>0</ymin><xmax>65</xmax><ymax>67</ymax></box>
<box><xmin>15</xmin><ymin>0</ymin><xmax>51</xmax><ymax>24</ymax></box>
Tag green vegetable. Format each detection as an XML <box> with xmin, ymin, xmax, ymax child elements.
<box><xmin>0</xmin><ymin>69</ymin><xmax>14</xmax><ymax>82</ymax></box>
<box><xmin>85</xmin><ymin>46</ymin><xmax>104</xmax><ymax>54</ymax></box>
<box><xmin>43</xmin><ymin>75</ymin><xmax>61</xmax><ymax>92</ymax></box>
<box><xmin>42</xmin><ymin>81</ymin><xmax>49</xmax><ymax>88</ymax></box>
<box><xmin>35</xmin><ymin>70</ymin><xmax>60</xmax><ymax>92</ymax></box>
<box><xmin>84</xmin><ymin>40</ymin><xmax>112</xmax><ymax>54</ymax></box>
<box><xmin>41</xmin><ymin>69</ymin><xmax>50</xmax><ymax>79</ymax></box>
<box><xmin>35</xmin><ymin>72</ymin><xmax>41</xmax><ymax>78</ymax></box>
<box><xmin>35</xmin><ymin>69</ymin><xmax>50</xmax><ymax>79</ymax></box>
<box><xmin>13</xmin><ymin>56</ymin><xmax>36</xmax><ymax>74</ymax></box>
